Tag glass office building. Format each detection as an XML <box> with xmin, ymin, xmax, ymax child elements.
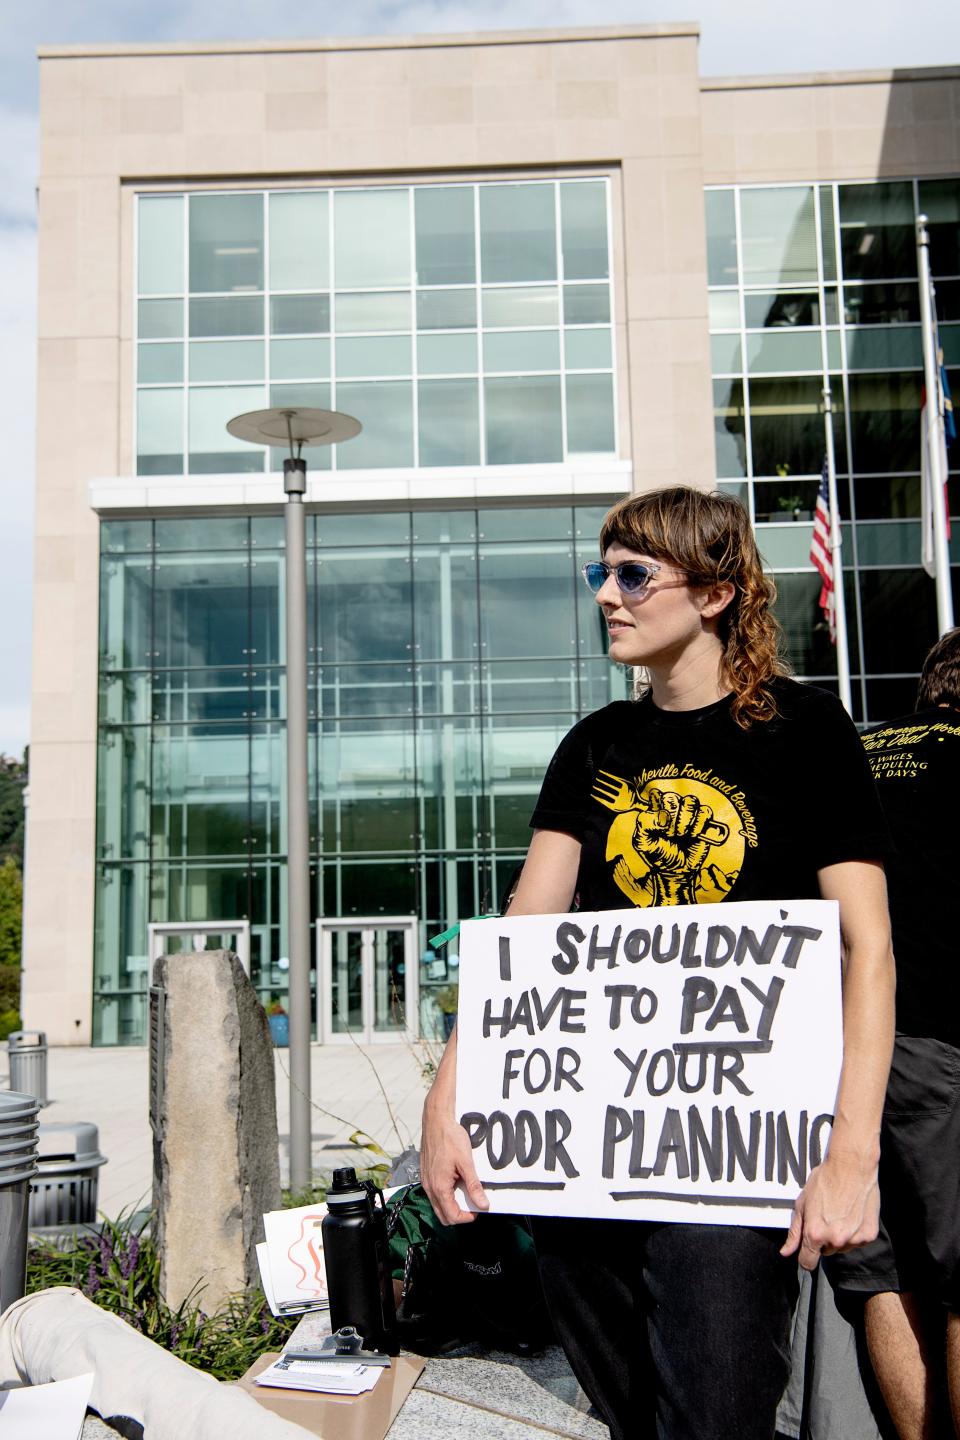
<box><xmin>92</xmin><ymin>172</ymin><xmax>960</xmax><ymax>1044</ymax></box>
<box><xmin>30</xmin><ymin>29</ymin><xmax>960</xmax><ymax>1047</ymax></box>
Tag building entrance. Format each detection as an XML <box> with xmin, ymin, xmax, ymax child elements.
<box><xmin>317</xmin><ymin>919</ymin><xmax>418</xmax><ymax>1045</ymax></box>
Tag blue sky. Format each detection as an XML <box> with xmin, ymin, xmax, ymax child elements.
<box><xmin>2</xmin><ymin>0</ymin><xmax>959</xmax><ymax>755</ymax></box>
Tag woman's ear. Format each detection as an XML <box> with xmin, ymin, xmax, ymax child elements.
<box><xmin>699</xmin><ymin>580</ymin><xmax>736</xmax><ymax>620</ymax></box>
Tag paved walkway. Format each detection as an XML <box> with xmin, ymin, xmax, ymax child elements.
<box><xmin>10</xmin><ymin>1037</ymin><xmax>438</xmax><ymax>1216</ymax></box>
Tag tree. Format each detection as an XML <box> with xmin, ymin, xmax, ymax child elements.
<box><xmin>0</xmin><ymin>858</ymin><xmax>22</xmax><ymax>972</ymax></box>
<box><xmin>0</xmin><ymin>752</ymin><xmax>27</xmax><ymax>867</ymax></box>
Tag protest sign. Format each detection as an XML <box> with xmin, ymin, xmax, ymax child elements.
<box><xmin>455</xmin><ymin>899</ymin><xmax>842</xmax><ymax>1227</ymax></box>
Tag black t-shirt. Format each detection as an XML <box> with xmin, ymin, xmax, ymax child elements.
<box><xmin>862</xmin><ymin>705</ymin><xmax>960</xmax><ymax>1045</ymax></box>
<box><xmin>530</xmin><ymin>679</ymin><xmax>889</xmax><ymax>912</ymax></box>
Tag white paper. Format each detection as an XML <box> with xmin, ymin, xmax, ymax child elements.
<box><xmin>254</xmin><ymin>1357</ymin><xmax>382</xmax><ymax>1395</ymax></box>
<box><xmin>455</xmin><ymin>900</ymin><xmax>843</xmax><ymax>1228</ymax></box>
<box><xmin>262</xmin><ymin>1201</ymin><xmax>329</xmax><ymax>1311</ymax></box>
<box><xmin>0</xmin><ymin>1372</ymin><xmax>94</xmax><ymax>1439</ymax></box>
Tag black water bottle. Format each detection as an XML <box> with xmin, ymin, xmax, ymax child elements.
<box><xmin>322</xmin><ymin>1167</ymin><xmax>398</xmax><ymax>1355</ymax></box>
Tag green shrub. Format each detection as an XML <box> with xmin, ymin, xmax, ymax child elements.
<box><xmin>0</xmin><ymin>1009</ymin><xmax>21</xmax><ymax>1040</ymax></box>
<box><xmin>27</xmin><ymin>1214</ymin><xmax>296</xmax><ymax>1380</ymax></box>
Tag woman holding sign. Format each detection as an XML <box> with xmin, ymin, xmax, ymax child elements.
<box><xmin>421</xmin><ymin>486</ymin><xmax>893</xmax><ymax>1440</ymax></box>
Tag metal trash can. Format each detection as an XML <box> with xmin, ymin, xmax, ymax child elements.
<box><xmin>0</xmin><ymin>1091</ymin><xmax>40</xmax><ymax>1311</ymax></box>
<box><xmin>28</xmin><ymin>1122</ymin><xmax>108</xmax><ymax>1229</ymax></box>
<box><xmin>7</xmin><ymin>1032</ymin><xmax>48</xmax><ymax>1106</ymax></box>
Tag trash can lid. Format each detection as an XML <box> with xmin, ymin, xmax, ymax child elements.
<box><xmin>7</xmin><ymin>1032</ymin><xmax>46</xmax><ymax>1050</ymax></box>
<box><xmin>0</xmin><ymin>1092</ymin><xmax>42</xmax><ymax>1121</ymax></box>
<box><xmin>38</xmin><ymin>1122</ymin><xmax>103</xmax><ymax>1163</ymax></box>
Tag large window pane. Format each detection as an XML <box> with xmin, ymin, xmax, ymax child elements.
<box><xmin>189</xmin><ymin>193</ymin><xmax>263</xmax><ymax>293</ymax></box>
<box><xmin>482</xmin><ymin>286</ymin><xmax>559</xmax><ymax>328</ymax></box>
<box><xmin>418</xmin><ymin>379</ymin><xmax>480</xmax><ymax>466</ymax></box>
<box><xmin>479</xmin><ymin>184</ymin><xmax>557</xmax><ymax>284</ymax></box>
<box><xmin>270</xmin><ymin>295</ymin><xmax>330</xmax><ymax>334</ymax></box>
<box><xmin>746</xmin><ymin>330</ymin><xmax>823</xmax><ymax>374</ymax></box>
<box><xmin>416</xmin><ymin>289</ymin><xmax>477</xmax><ymax>331</ymax></box>
<box><xmin>417</xmin><ymin>333</ymin><xmax>478</xmax><ymax>375</ymax></box>
<box><xmin>843</xmin><ymin>283</ymin><xmax>918</xmax><ymax>326</ymax></box>
<box><xmin>334</xmin><ymin>190</ymin><xmax>411</xmax><ymax>289</ymax></box>
<box><xmin>336</xmin><ymin>335</ymin><xmax>411</xmax><ymax>378</ymax></box>
<box><xmin>415</xmin><ymin>186</ymin><xmax>476</xmax><ymax>285</ymax></box>
<box><xmin>564</xmin><ymin>284</ymin><xmax>611</xmax><ymax>325</ymax></box>
<box><xmin>484</xmin><ymin>330</ymin><xmax>560</xmax><ymax>373</ymax></box>
<box><xmin>485</xmin><ymin>376</ymin><xmax>562</xmax><ymax>464</ymax></box>
<box><xmin>479</xmin><ymin>544</ymin><xmax>575</xmax><ymax>656</ymax></box>
<box><xmin>919</xmin><ymin>179</ymin><xmax>960</xmax><ymax>277</ymax></box>
<box><xmin>269</xmin><ymin>191</ymin><xmax>329</xmax><ymax>291</ymax></box>
<box><xmin>335</xmin><ymin>292</ymin><xmax>411</xmax><ymax>333</ymax></box>
<box><xmin>848</xmin><ymin>372</ymin><xmax>922</xmax><ymax>472</ymax></box>
<box><xmin>270</xmin><ymin>338</ymin><xmax>330</xmax><ymax>380</ymax></box>
<box><xmin>565</xmin><ymin>328</ymin><xmax>612</xmax><ymax>369</ymax></box>
<box><xmin>740</xmin><ymin>187</ymin><xmax>817</xmax><ymax>287</ymax></box>
<box><xmin>138</xmin><ymin>196</ymin><xmax>183</xmax><ymax>295</ymax></box>
<box><xmin>188</xmin><ymin>385</ymin><xmax>266</xmax><ymax>473</ymax></box>
<box><xmin>859</xmin><ymin>568</ymin><xmax>937</xmax><ymax>672</ymax></box>
<box><xmin>335</xmin><ymin>381</ymin><xmax>413</xmax><ymax>468</ymax></box>
<box><xmin>743</xmin><ymin>291</ymin><xmax>823</xmax><ymax>328</ymax></box>
<box><xmin>189</xmin><ymin>296</ymin><xmax>264</xmax><ymax>337</ymax></box>
<box><xmin>713</xmin><ymin>379</ymin><xmax>746</xmax><ymax>478</ymax></box>
<box><xmin>566</xmin><ymin>374</ymin><xmax>615</xmax><ymax>454</ymax></box>
<box><xmin>705</xmin><ymin>189</ymin><xmax>738</xmax><ymax>287</ymax></box>
<box><xmin>139</xmin><ymin>299</ymin><xmax>184</xmax><ymax>339</ymax></box>
<box><xmin>188</xmin><ymin>340</ymin><xmax>263</xmax><ymax>382</ymax></box>
<box><xmin>838</xmin><ymin>182</ymin><xmax>916</xmax><ymax>282</ymax></box>
<box><xmin>137</xmin><ymin>389</ymin><xmax>183</xmax><ymax>475</ymax></box>
<box><xmin>153</xmin><ymin>555</ymin><xmax>250</xmax><ymax>668</ymax></box>
<box><xmin>560</xmin><ymin>181</ymin><xmax>609</xmax><ymax>280</ymax></box>
<box><xmin>845</xmin><ymin>327</ymin><xmax>922</xmax><ymax>371</ymax></box>
<box><xmin>138</xmin><ymin>344</ymin><xmax>183</xmax><ymax>384</ymax></box>
<box><xmin>316</xmin><ymin>549</ymin><xmax>412</xmax><ymax>662</ymax></box>
<box><xmin>748</xmin><ymin>378</ymin><xmax>824</xmax><ymax>476</ymax></box>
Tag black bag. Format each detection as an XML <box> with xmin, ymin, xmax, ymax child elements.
<box><xmin>386</xmin><ymin>1183</ymin><xmax>554</xmax><ymax>1355</ymax></box>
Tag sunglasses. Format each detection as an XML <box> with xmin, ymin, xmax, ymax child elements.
<box><xmin>580</xmin><ymin>560</ymin><xmax>665</xmax><ymax>595</ymax></box>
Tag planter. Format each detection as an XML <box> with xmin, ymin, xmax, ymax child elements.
<box><xmin>268</xmin><ymin>1013</ymin><xmax>289</xmax><ymax>1047</ymax></box>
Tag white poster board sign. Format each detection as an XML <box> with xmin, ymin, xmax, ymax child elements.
<box><xmin>455</xmin><ymin>899</ymin><xmax>842</xmax><ymax>1227</ymax></box>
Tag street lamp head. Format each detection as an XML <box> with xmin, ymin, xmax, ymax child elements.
<box><xmin>226</xmin><ymin>406</ymin><xmax>362</xmax><ymax>457</ymax></box>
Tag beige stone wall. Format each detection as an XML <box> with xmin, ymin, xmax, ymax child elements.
<box><xmin>701</xmin><ymin>67</ymin><xmax>960</xmax><ymax>184</ymax></box>
<box><xmin>27</xmin><ymin>25</ymin><xmax>714</xmax><ymax>1043</ymax></box>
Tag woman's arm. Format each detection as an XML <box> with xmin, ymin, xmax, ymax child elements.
<box><xmin>781</xmin><ymin>857</ymin><xmax>895</xmax><ymax>1270</ymax></box>
<box><xmin>420</xmin><ymin>829</ymin><xmax>582</xmax><ymax>1224</ymax></box>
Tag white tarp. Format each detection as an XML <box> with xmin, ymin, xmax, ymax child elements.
<box><xmin>455</xmin><ymin>899</ymin><xmax>842</xmax><ymax>1227</ymax></box>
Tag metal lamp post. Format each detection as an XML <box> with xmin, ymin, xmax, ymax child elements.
<box><xmin>225</xmin><ymin>407</ymin><xmax>361</xmax><ymax>1193</ymax></box>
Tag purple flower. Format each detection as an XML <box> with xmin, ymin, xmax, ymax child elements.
<box><xmin>119</xmin><ymin>1235</ymin><xmax>140</xmax><ymax>1279</ymax></box>
<box><xmin>85</xmin><ymin>1263</ymin><xmax>100</xmax><ymax>1295</ymax></box>
<box><xmin>99</xmin><ymin>1233</ymin><xmax>114</xmax><ymax>1275</ymax></box>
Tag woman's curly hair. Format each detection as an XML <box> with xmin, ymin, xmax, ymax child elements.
<box><xmin>599</xmin><ymin>486</ymin><xmax>790</xmax><ymax>729</ymax></box>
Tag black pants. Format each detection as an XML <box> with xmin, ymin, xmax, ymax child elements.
<box><xmin>530</xmin><ymin>1216</ymin><xmax>797</xmax><ymax>1440</ymax></box>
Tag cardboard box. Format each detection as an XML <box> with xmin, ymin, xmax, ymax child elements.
<box><xmin>237</xmin><ymin>1353</ymin><xmax>425</xmax><ymax>1440</ymax></box>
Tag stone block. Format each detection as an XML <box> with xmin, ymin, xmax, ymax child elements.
<box><xmin>152</xmin><ymin>951</ymin><xmax>281</xmax><ymax>1311</ymax></box>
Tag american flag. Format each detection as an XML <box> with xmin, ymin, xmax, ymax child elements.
<box><xmin>810</xmin><ymin>459</ymin><xmax>836</xmax><ymax>643</ymax></box>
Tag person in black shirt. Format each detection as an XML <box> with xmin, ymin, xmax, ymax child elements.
<box><xmin>421</xmin><ymin>487</ymin><xmax>894</xmax><ymax>1440</ymax></box>
<box><xmin>831</xmin><ymin>628</ymin><xmax>960</xmax><ymax>1439</ymax></box>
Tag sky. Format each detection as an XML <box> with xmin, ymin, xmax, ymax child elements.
<box><xmin>2</xmin><ymin>0</ymin><xmax>960</xmax><ymax>757</ymax></box>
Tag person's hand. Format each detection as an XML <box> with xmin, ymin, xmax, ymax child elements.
<box><xmin>780</xmin><ymin>1154</ymin><xmax>880</xmax><ymax>1271</ymax></box>
<box><xmin>420</xmin><ymin>1099</ymin><xmax>489</xmax><ymax>1226</ymax></box>
<box><xmin>630</xmin><ymin>789</ymin><xmax>719</xmax><ymax>905</ymax></box>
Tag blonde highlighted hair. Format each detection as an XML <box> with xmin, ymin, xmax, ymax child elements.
<box><xmin>600</xmin><ymin>486</ymin><xmax>789</xmax><ymax>728</ymax></box>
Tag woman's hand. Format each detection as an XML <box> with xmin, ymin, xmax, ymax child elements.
<box><xmin>420</xmin><ymin>1024</ymin><xmax>489</xmax><ymax>1225</ymax></box>
<box><xmin>780</xmin><ymin>1151</ymin><xmax>881</xmax><ymax>1271</ymax></box>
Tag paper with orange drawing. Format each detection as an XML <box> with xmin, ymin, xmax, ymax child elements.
<box><xmin>261</xmin><ymin>1201</ymin><xmax>330</xmax><ymax>1315</ymax></box>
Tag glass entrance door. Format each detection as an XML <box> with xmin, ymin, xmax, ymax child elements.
<box><xmin>317</xmin><ymin>918</ymin><xmax>418</xmax><ymax>1044</ymax></box>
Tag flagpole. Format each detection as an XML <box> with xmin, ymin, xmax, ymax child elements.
<box><xmin>916</xmin><ymin>214</ymin><xmax>955</xmax><ymax>635</ymax></box>
<box><xmin>822</xmin><ymin>384</ymin><xmax>853</xmax><ymax>714</ymax></box>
